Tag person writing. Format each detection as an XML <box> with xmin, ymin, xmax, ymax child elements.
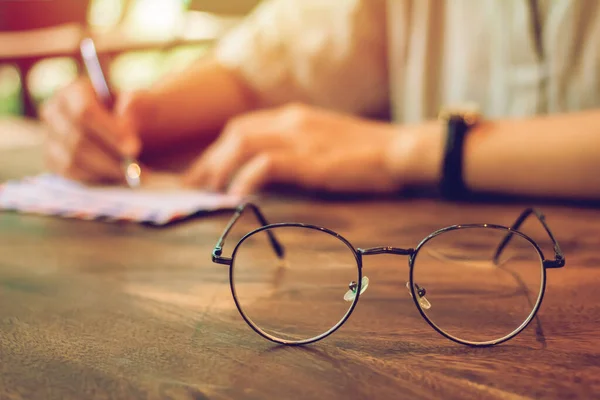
<box><xmin>40</xmin><ymin>0</ymin><xmax>600</xmax><ymax>200</ymax></box>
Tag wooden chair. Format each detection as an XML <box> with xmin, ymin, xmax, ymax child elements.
<box><xmin>0</xmin><ymin>0</ymin><xmax>246</xmax><ymax>118</ymax></box>
<box><xmin>0</xmin><ymin>0</ymin><xmax>93</xmax><ymax>117</ymax></box>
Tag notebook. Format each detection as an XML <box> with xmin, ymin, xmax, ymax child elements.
<box><xmin>0</xmin><ymin>173</ymin><xmax>241</xmax><ymax>225</ymax></box>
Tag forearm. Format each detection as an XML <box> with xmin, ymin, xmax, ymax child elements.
<box><xmin>133</xmin><ymin>0</ymin><xmax>388</xmax><ymax>154</ymax></box>
<box><xmin>135</xmin><ymin>55</ymin><xmax>258</xmax><ymax>153</ymax></box>
<box><xmin>393</xmin><ymin>109</ymin><xmax>600</xmax><ymax>199</ymax></box>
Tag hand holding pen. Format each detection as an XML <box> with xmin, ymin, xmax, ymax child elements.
<box><xmin>40</xmin><ymin>37</ymin><xmax>144</xmax><ymax>187</ymax></box>
<box><xmin>79</xmin><ymin>37</ymin><xmax>142</xmax><ymax>188</ymax></box>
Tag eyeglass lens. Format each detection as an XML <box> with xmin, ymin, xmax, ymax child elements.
<box><xmin>411</xmin><ymin>226</ymin><xmax>544</xmax><ymax>345</ymax></box>
<box><xmin>231</xmin><ymin>225</ymin><xmax>361</xmax><ymax>344</ymax></box>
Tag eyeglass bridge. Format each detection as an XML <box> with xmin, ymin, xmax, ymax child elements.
<box><xmin>344</xmin><ymin>247</ymin><xmax>431</xmax><ymax>309</ymax></box>
<box><xmin>358</xmin><ymin>246</ymin><xmax>415</xmax><ymax>256</ymax></box>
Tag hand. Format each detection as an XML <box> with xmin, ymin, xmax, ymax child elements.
<box><xmin>183</xmin><ymin>104</ymin><xmax>405</xmax><ymax>195</ymax></box>
<box><xmin>40</xmin><ymin>78</ymin><xmax>147</xmax><ymax>183</ymax></box>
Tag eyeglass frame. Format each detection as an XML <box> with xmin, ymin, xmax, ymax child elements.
<box><xmin>212</xmin><ymin>203</ymin><xmax>565</xmax><ymax>347</ymax></box>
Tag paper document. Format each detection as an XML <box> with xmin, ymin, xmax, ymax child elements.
<box><xmin>0</xmin><ymin>174</ymin><xmax>241</xmax><ymax>225</ymax></box>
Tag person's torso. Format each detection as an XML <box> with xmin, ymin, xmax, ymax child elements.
<box><xmin>387</xmin><ymin>0</ymin><xmax>600</xmax><ymax>122</ymax></box>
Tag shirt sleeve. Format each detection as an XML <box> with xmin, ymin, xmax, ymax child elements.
<box><xmin>214</xmin><ymin>0</ymin><xmax>389</xmax><ymax>117</ymax></box>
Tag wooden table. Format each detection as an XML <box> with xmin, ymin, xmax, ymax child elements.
<box><xmin>0</xmin><ymin>119</ymin><xmax>599</xmax><ymax>399</ymax></box>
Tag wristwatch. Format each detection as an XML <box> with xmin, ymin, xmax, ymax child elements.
<box><xmin>438</xmin><ymin>105</ymin><xmax>481</xmax><ymax>200</ymax></box>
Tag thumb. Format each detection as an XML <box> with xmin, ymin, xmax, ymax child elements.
<box><xmin>114</xmin><ymin>90</ymin><xmax>154</xmax><ymax>156</ymax></box>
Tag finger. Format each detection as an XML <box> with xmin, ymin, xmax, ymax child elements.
<box><xmin>47</xmin><ymin>134</ymin><xmax>124</xmax><ymax>183</ymax></box>
<box><xmin>181</xmin><ymin>143</ymin><xmax>220</xmax><ymax>188</ymax></box>
<box><xmin>44</xmin><ymin>139</ymin><xmax>96</xmax><ymax>183</ymax></box>
<box><xmin>181</xmin><ymin>133</ymin><xmax>249</xmax><ymax>189</ymax></box>
<box><xmin>43</xmin><ymin>109</ymin><xmax>124</xmax><ymax>184</ymax></box>
<box><xmin>183</xmin><ymin>113</ymin><xmax>288</xmax><ymax>189</ymax></box>
<box><xmin>53</xmin><ymin>91</ymin><xmax>127</xmax><ymax>164</ymax></box>
<box><xmin>114</xmin><ymin>89</ymin><xmax>153</xmax><ymax>136</ymax></box>
<box><xmin>44</xmin><ymin>136</ymin><xmax>71</xmax><ymax>174</ymax></box>
<box><xmin>227</xmin><ymin>153</ymin><xmax>300</xmax><ymax>196</ymax></box>
<box><xmin>39</xmin><ymin>97</ymin><xmax>57</xmax><ymax>129</ymax></box>
<box><xmin>72</xmin><ymin>136</ymin><xmax>125</xmax><ymax>182</ymax></box>
<box><xmin>184</xmin><ymin>133</ymin><xmax>282</xmax><ymax>191</ymax></box>
<box><xmin>61</xmin><ymin>80</ymin><xmax>139</xmax><ymax>157</ymax></box>
<box><xmin>48</xmin><ymin>96</ymin><xmax>124</xmax><ymax>179</ymax></box>
<box><xmin>42</xmin><ymin>97</ymin><xmax>82</xmax><ymax>148</ymax></box>
<box><xmin>203</xmin><ymin>134</ymin><xmax>256</xmax><ymax>191</ymax></box>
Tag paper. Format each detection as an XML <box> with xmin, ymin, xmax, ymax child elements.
<box><xmin>0</xmin><ymin>173</ymin><xmax>241</xmax><ymax>225</ymax></box>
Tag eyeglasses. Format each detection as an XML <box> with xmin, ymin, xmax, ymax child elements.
<box><xmin>212</xmin><ymin>203</ymin><xmax>565</xmax><ymax>347</ymax></box>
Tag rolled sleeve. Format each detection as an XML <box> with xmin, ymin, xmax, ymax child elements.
<box><xmin>214</xmin><ymin>0</ymin><xmax>389</xmax><ymax>117</ymax></box>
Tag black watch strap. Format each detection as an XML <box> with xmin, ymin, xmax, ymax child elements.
<box><xmin>439</xmin><ymin>115</ymin><xmax>475</xmax><ymax>200</ymax></box>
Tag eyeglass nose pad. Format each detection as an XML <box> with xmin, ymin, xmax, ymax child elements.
<box><xmin>406</xmin><ymin>282</ymin><xmax>431</xmax><ymax>310</ymax></box>
<box><xmin>344</xmin><ymin>276</ymin><xmax>369</xmax><ymax>302</ymax></box>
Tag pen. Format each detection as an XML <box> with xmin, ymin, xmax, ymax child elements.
<box><xmin>79</xmin><ymin>37</ymin><xmax>141</xmax><ymax>189</ymax></box>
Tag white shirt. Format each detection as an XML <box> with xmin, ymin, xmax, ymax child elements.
<box><xmin>215</xmin><ymin>0</ymin><xmax>600</xmax><ymax>123</ymax></box>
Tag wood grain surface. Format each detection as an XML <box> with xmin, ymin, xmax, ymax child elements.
<box><xmin>0</xmin><ymin>119</ymin><xmax>599</xmax><ymax>400</ymax></box>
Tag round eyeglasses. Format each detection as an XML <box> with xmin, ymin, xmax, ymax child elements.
<box><xmin>212</xmin><ymin>204</ymin><xmax>565</xmax><ymax>346</ymax></box>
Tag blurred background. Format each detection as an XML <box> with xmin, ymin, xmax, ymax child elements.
<box><xmin>0</xmin><ymin>0</ymin><xmax>260</xmax><ymax>116</ymax></box>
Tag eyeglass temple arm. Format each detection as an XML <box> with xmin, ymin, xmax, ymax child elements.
<box><xmin>212</xmin><ymin>202</ymin><xmax>285</xmax><ymax>265</ymax></box>
<box><xmin>493</xmin><ymin>208</ymin><xmax>565</xmax><ymax>268</ymax></box>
